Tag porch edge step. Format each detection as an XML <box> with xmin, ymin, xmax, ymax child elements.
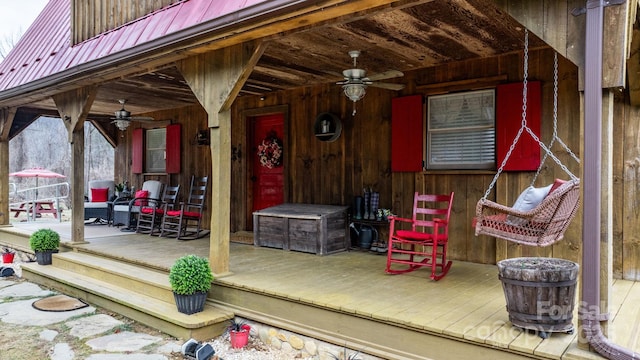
<box><xmin>52</xmin><ymin>251</ymin><xmax>174</xmax><ymax>303</ymax></box>
<box><xmin>21</xmin><ymin>260</ymin><xmax>234</xmax><ymax>340</ymax></box>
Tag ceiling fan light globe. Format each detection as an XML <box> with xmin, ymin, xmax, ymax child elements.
<box><xmin>113</xmin><ymin>119</ymin><xmax>130</xmax><ymax>131</ymax></box>
<box><xmin>343</xmin><ymin>83</ymin><xmax>366</xmax><ymax>102</ymax></box>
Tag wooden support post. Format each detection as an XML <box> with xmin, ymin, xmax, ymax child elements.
<box><xmin>0</xmin><ymin>140</ymin><xmax>8</xmax><ymax>226</ymax></box>
<box><xmin>53</xmin><ymin>87</ymin><xmax>97</xmax><ymax>244</ymax></box>
<box><xmin>178</xmin><ymin>41</ymin><xmax>265</xmax><ymax>275</ymax></box>
<box><xmin>0</xmin><ymin>108</ymin><xmax>16</xmax><ymax>226</ymax></box>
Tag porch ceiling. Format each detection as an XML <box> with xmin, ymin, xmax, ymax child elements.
<box><xmin>21</xmin><ymin>0</ymin><xmax>544</xmax><ymax>121</ymax></box>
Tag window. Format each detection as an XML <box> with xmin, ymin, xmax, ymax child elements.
<box><xmin>426</xmin><ymin>89</ymin><xmax>495</xmax><ymax>170</ymax></box>
<box><xmin>132</xmin><ymin>124</ymin><xmax>180</xmax><ymax>174</ymax></box>
<box><xmin>145</xmin><ymin>128</ymin><xmax>166</xmax><ymax>173</ymax></box>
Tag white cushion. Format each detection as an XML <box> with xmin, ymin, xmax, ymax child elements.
<box><xmin>507</xmin><ymin>184</ymin><xmax>553</xmax><ymax>226</ymax></box>
<box><xmin>113</xmin><ymin>204</ymin><xmax>141</xmax><ymax>212</ymax></box>
<box><xmin>141</xmin><ymin>180</ymin><xmax>163</xmax><ymax>200</ymax></box>
<box><xmin>85</xmin><ymin>202</ymin><xmax>108</xmax><ymax>208</ymax></box>
<box><xmin>112</xmin><ymin>180</ymin><xmax>163</xmax><ymax>214</ymax></box>
<box><xmin>511</xmin><ymin>184</ymin><xmax>553</xmax><ymax>212</ymax></box>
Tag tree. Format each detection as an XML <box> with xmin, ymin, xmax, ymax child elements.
<box><xmin>0</xmin><ymin>30</ymin><xmax>23</xmax><ymax>60</ymax></box>
<box><xmin>9</xmin><ymin>117</ymin><xmax>114</xmax><ymax>207</ymax></box>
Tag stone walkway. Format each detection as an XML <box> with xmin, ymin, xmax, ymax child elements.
<box><xmin>0</xmin><ymin>264</ymin><xmax>374</xmax><ymax>360</ymax></box>
<box><xmin>0</xmin><ymin>277</ymin><xmax>183</xmax><ymax>360</ymax></box>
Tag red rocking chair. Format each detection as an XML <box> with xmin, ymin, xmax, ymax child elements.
<box><xmin>385</xmin><ymin>192</ymin><xmax>454</xmax><ymax>281</ymax></box>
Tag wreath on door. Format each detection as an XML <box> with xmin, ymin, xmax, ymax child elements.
<box><xmin>257</xmin><ymin>135</ymin><xmax>283</xmax><ymax>169</ymax></box>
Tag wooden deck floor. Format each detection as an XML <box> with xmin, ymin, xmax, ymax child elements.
<box><xmin>4</xmin><ymin>221</ymin><xmax>640</xmax><ymax>359</ymax></box>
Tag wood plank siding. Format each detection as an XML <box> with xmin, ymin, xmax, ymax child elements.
<box><xmin>228</xmin><ymin>47</ymin><xmax>583</xmax><ymax>266</ymax></box>
<box><xmin>109</xmin><ymin>44</ymin><xmax>640</xmax><ymax>280</ymax></box>
<box><xmin>71</xmin><ymin>0</ymin><xmax>178</xmax><ymax>44</ymax></box>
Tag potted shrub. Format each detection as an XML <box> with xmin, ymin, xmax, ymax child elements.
<box><xmin>29</xmin><ymin>228</ymin><xmax>60</xmax><ymax>265</ymax></box>
<box><xmin>228</xmin><ymin>318</ymin><xmax>251</xmax><ymax>349</ymax></box>
<box><xmin>2</xmin><ymin>247</ymin><xmax>15</xmax><ymax>264</ymax></box>
<box><xmin>169</xmin><ymin>254</ymin><xmax>213</xmax><ymax>315</ymax></box>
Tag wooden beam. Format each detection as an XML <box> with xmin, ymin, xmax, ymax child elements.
<box><xmin>628</xmin><ymin>28</ymin><xmax>640</xmax><ymax>106</ymax></box>
<box><xmin>0</xmin><ymin>108</ymin><xmax>16</xmax><ymax>225</ymax></box>
<box><xmin>178</xmin><ymin>41</ymin><xmax>266</xmax><ymax>126</ymax></box>
<box><xmin>177</xmin><ymin>42</ymin><xmax>265</xmax><ymax>275</ymax></box>
<box><xmin>52</xmin><ymin>86</ymin><xmax>98</xmax><ymax>141</ymax></box>
<box><xmin>0</xmin><ymin>107</ymin><xmax>16</xmax><ymax>141</ymax></box>
<box><xmin>495</xmin><ymin>0</ymin><xmax>584</xmax><ymax>76</ymax></box>
<box><xmin>602</xmin><ymin>0</ymin><xmax>631</xmax><ymax>88</ymax></box>
<box><xmin>52</xmin><ymin>87</ymin><xmax>97</xmax><ymax>244</ymax></box>
<box><xmin>416</xmin><ymin>75</ymin><xmax>508</xmax><ymax>94</ymax></box>
<box><xmin>497</xmin><ymin>0</ymin><xmax>631</xmax><ymax>89</ymax></box>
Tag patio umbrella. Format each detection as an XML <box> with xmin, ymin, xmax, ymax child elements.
<box><xmin>9</xmin><ymin>167</ymin><xmax>66</xmax><ymax>198</ymax></box>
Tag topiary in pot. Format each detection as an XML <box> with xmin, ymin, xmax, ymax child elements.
<box><xmin>169</xmin><ymin>254</ymin><xmax>213</xmax><ymax>314</ymax></box>
<box><xmin>29</xmin><ymin>228</ymin><xmax>60</xmax><ymax>265</ymax></box>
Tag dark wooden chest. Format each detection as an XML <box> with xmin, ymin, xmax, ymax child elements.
<box><xmin>253</xmin><ymin>203</ymin><xmax>349</xmax><ymax>255</ymax></box>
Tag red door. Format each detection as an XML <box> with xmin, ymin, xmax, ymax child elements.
<box><xmin>251</xmin><ymin>114</ymin><xmax>284</xmax><ymax>215</ymax></box>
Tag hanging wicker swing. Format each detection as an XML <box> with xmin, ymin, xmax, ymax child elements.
<box><xmin>474</xmin><ymin>31</ymin><xmax>581</xmax><ymax>247</ymax></box>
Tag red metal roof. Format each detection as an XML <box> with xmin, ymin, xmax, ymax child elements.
<box><xmin>0</xmin><ymin>0</ymin><xmax>268</xmax><ymax>92</ymax></box>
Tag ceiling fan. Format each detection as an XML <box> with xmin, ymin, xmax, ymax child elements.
<box><xmin>336</xmin><ymin>50</ymin><xmax>405</xmax><ymax>115</ymax></box>
<box><xmin>110</xmin><ymin>99</ymin><xmax>155</xmax><ymax>131</ymax></box>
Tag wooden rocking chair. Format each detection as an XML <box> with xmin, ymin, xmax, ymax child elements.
<box><xmin>386</xmin><ymin>192</ymin><xmax>454</xmax><ymax>281</ymax></box>
<box><xmin>160</xmin><ymin>176</ymin><xmax>208</xmax><ymax>240</ymax></box>
<box><xmin>136</xmin><ymin>184</ymin><xmax>180</xmax><ymax>235</ymax></box>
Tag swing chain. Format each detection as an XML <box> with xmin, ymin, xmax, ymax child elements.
<box><xmin>482</xmin><ymin>30</ymin><xmax>579</xmax><ymax>201</ymax></box>
<box><xmin>483</xmin><ymin>30</ymin><xmax>530</xmax><ymax>200</ymax></box>
<box><xmin>532</xmin><ymin>52</ymin><xmax>580</xmax><ymax>184</ymax></box>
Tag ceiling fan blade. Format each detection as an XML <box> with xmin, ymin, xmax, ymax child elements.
<box><xmin>369</xmin><ymin>82</ymin><xmax>405</xmax><ymax>91</ymax></box>
<box><xmin>130</xmin><ymin>116</ymin><xmax>155</xmax><ymax>122</ymax></box>
<box><xmin>367</xmin><ymin>70</ymin><xmax>404</xmax><ymax>81</ymax></box>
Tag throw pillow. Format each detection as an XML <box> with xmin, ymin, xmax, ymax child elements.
<box><xmin>507</xmin><ymin>184</ymin><xmax>553</xmax><ymax>226</ymax></box>
<box><xmin>91</xmin><ymin>188</ymin><xmax>109</xmax><ymax>202</ymax></box>
<box><xmin>134</xmin><ymin>190</ymin><xmax>150</xmax><ymax>206</ymax></box>
<box><xmin>511</xmin><ymin>184</ymin><xmax>553</xmax><ymax>212</ymax></box>
<box><xmin>546</xmin><ymin>178</ymin><xmax>567</xmax><ymax>197</ymax></box>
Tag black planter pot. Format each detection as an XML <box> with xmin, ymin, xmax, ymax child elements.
<box><xmin>173</xmin><ymin>291</ymin><xmax>208</xmax><ymax>315</ymax></box>
<box><xmin>35</xmin><ymin>250</ymin><xmax>57</xmax><ymax>265</ymax></box>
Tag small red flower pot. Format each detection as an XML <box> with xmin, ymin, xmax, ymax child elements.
<box><xmin>2</xmin><ymin>253</ymin><xmax>15</xmax><ymax>264</ymax></box>
<box><xmin>229</xmin><ymin>328</ymin><xmax>249</xmax><ymax>349</ymax></box>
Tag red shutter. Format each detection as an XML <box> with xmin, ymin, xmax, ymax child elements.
<box><xmin>132</xmin><ymin>128</ymin><xmax>143</xmax><ymax>174</ymax></box>
<box><xmin>166</xmin><ymin>124</ymin><xmax>181</xmax><ymax>174</ymax></box>
<box><xmin>391</xmin><ymin>95</ymin><xmax>423</xmax><ymax>172</ymax></box>
<box><xmin>496</xmin><ymin>81</ymin><xmax>541</xmax><ymax>171</ymax></box>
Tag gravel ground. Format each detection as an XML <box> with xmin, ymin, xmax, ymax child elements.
<box><xmin>207</xmin><ymin>335</ymin><xmax>316</xmax><ymax>359</ymax></box>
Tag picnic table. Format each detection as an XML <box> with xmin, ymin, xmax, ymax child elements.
<box><xmin>10</xmin><ymin>201</ymin><xmax>58</xmax><ymax>219</ymax></box>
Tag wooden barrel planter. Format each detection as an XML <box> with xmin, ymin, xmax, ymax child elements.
<box><xmin>497</xmin><ymin>257</ymin><xmax>579</xmax><ymax>338</ymax></box>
